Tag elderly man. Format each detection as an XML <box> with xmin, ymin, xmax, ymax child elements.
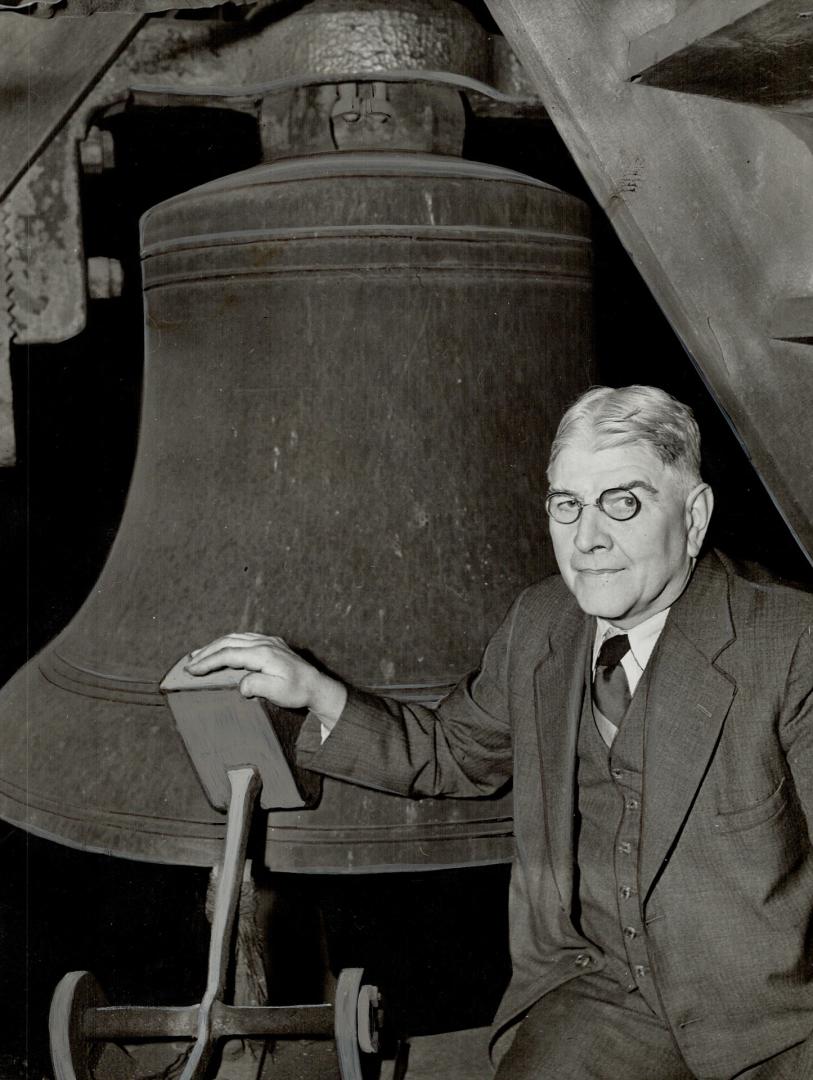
<box><xmin>187</xmin><ymin>385</ymin><xmax>813</xmax><ymax>1079</ymax></box>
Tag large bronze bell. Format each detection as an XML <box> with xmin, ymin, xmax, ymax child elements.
<box><xmin>0</xmin><ymin>109</ymin><xmax>594</xmax><ymax>870</ymax></box>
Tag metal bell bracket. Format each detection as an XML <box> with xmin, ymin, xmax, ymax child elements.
<box><xmin>331</xmin><ymin>81</ymin><xmax>394</xmax><ymax>125</ymax></box>
<box><xmin>49</xmin><ymin>766</ymin><xmax>382</xmax><ymax>1080</ymax></box>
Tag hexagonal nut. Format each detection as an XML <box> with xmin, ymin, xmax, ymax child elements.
<box><xmin>87</xmin><ymin>257</ymin><xmax>124</xmax><ymax>300</ymax></box>
<box><xmin>80</xmin><ymin>128</ymin><xmax>115</xmax><ymax>175</ymax></box>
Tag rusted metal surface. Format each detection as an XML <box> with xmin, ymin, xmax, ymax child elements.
<box><xmin>2</xmin><ymin>10</ymin><xmax>543</xmax><ymax>352</ymax></box>
<box><xmin>86</xmin><ymin>257</ymin><xmax>124</xmax><ymax>301</ymax></box>
<box><xmin>259</xmin><ymin>0</ymin><xmax>490</xmax><ymax>82</ymax></box>
<box><xmin>79</xmin><ymin>126</ymin><xmax>115</xmax><ymax>175</ymax></box>
<box><xmin>92</xmin><ymin>5</ymin><xmax>535</xmax><ymax>97</ymax></box>
<box><xmin>260</xmin><ymin>79</ymin><xmax>467</xmax><ymax>159</ymax></box>
<box><xmin>120</xmin><ymin>71</ymin><xmax>544</xmax><ymax>131</ymax></box>
<box><xmin>1</xmin><ymin>16</ymin><xmax>287</xmax><ymax>353</ymax></box>
<box><xmin>1</xmin><ymin>3</ymin><xmax>534</xmax><ymax>101</ymax></box>
<box><xmin>0</xmin><ymin>12</ymin><xmax>140</xmax><ymax>461</ymax></box>
<box><xmin>5</xmin><ymin>129</ymin><xmax>86</xmax><ymax>345</ymax></box>
<box><xmin>0</xmin><ymin>149</ymin><xmax>594</xmax><ymax>868</ymax></box>
<box><xmin>0</xmin><ymin>12</ymin><xmax>145</xmax><ymax>204</ymax></box>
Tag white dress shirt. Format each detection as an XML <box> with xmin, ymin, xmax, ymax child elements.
<box><xmin>592</xmin><ymin>606</ymin><xmax>670</xmax><ymax>703</ymax></box>
<box><xmin>590</xmin><ymin>607</ymin><xmax>671</xmax><ymax>746</ymax></box>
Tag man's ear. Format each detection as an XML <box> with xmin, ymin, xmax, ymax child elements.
<box><xmin>685</xmin><ymin>483</ymin><xmax>714</xmax><ymax>557</ymax></box>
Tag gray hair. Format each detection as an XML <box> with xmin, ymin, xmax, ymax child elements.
<box><xmin>548</xmin><ymin>385</ymin><xmax>703</xmax><ymax>487</ymax></box>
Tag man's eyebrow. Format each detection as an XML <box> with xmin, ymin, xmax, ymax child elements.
<box><xmin>617</xmin><ymin>480</ymin><xmax>659</xmax><ymax>495</ymax></box>
<box><xmin>546</xmin><ymin>479</ymin><xmax>659</xmax><ymax>497</ymax></box>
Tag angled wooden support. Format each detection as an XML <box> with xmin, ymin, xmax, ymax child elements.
<box><xmin>768</xmin><ymin>296</ymin><xmax>813</xmax><ymax>345</ymax></box>
<box><xmin>486</xmin><ymin>0</ymin><xmax>813</xmax><ymax>562</ymax></box>
<box><xmin>628</xmin><ymin>0</ymin><xmax>813</xmax><ymax>111</ymax></box>
<box><xmin>181</xmin><ymin>765</ymin><xmax>261</xmax><ymax>1080</ymax></box>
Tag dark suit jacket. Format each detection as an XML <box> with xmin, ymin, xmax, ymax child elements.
<box><xmin>296</xmin><ymin>551</ymin><xmax>813</xmax><ymax>1077</ymax></box>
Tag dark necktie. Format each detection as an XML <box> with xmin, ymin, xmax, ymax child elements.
<box><xmin>592</xmin><ymin>634</ymin><xmax>631</xmax><ymax>747</ymax></box>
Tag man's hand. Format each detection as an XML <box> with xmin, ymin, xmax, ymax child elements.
<box><xmin>184</xmin><ymin>632</ymin><xmax>347</xmax><ymax>725</ymax></box>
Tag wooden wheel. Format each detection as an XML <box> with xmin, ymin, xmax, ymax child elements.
<box><xmin>49</xmin><ymin>971</ymin><xmax>108</xmax><ymax>1080</ymax></box>
<box><xmin>334</xmin><ymin>968</ymin><xmax>381</xmax><ymax>1080</ymax></box>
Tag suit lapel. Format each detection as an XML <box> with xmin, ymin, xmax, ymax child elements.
<box><xmin>639</xmin><ymin>553</ymin><xmax>737</xmax><ymax>902</ymax></box>
<box><xmin>533</xmin><ymin>598</ymin><xmax>592</xmax><ymax>913</ymax></box>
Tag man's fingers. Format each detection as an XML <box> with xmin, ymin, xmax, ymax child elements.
<box><xmin>188</xmin><ymin>634</ymin><xmax>254</xmax><ymax>662</ymax></box>
<box><xmin>185</xmin><ymin>644</ymin><xmax>285</xmax><ymax>676</ymax></box>
<box><xmin>188</xmin><ymin>633</ymin><xmax>287</xmax><ymax>664</ymax></box>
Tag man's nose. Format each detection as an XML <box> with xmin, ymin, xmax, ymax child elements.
<box><xmin>573</xmin><ymin>505</ymin><xmax>612</xmax><ymax>552</ymax></box>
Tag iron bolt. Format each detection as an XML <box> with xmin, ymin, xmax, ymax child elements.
<box><xmin>87</xmin><ymin>257</ymin><xmax>124</xmax><ymax>300</ymax></box>
<box><xmin>80</xmin><ymin>127</ymin><xmax>115</xmax><ymax>175</ymax></box>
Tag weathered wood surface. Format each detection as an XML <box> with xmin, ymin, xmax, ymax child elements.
<box><xmin>487</xmin><ymin>0</ymin><xmax>813</xmax><ymax>562</ymax></box>
<box><xmin>769</xmin><ymin>296</ymin><xmax>813</xmax><ymax>345</ymax></box>
<box><xmin>161</xmin><ymin>658</ymin><xmax>312</xmax><ymax>813</ymax></box>
<box><xmin>629</xmin><ymin>0</ymin><xmax>813</xmax><ymax>111</ymax></box>
<box><xmin>0</xmin><ymin>13</ymin><xmax>144</xmax><ymax>203</ymax></box>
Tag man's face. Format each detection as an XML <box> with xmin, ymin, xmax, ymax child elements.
<box><xmin>547</xmin><ymin>439</ymin><xmax>701</xmax><ymax>628</ymax></box>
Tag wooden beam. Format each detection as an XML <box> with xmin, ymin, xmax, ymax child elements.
<box><xmin>769</xmin><ymin>297</ymin><xmax>813</xmax><ymax>344</ymax></box>
<box><xmin>629</xmin><ymin>0</ymin><xmax>813</xmax><ymax>111</ymax></box>
<box><xmin>486</xmin><ymin>0</ymin><xmax>813</xmax><ymax>561</ymax></box>
<box><xmin>0</xmin><ymin>12</ymin><xmax>145</xmax><ymax>204</ymax></box>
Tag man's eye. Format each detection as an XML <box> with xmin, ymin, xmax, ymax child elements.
<box><xmin>552</xmin><ymin>497</ymin><xmax>578</xmax><ymax>511</ymax></box>
<box><xmin>603</xmin><ymin>490</ymin><xmax>640</xmax><ymax>518</ymax></box>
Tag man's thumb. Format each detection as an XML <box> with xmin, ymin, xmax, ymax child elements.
<box><xmin>239</xmin><ymin>672</ymin><xmax>279</xmax><ymax>702</ymax></box>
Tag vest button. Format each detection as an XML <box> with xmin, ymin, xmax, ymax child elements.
<box><xmin>634</xmin><ymin>965</ymin><xmax>648</xmax><ymax>978</ymax></box>
<box><xmin>623</xmin><ymin>925</ymin><xmax>638</xmax><ymax>940</ymax></box>
<box><xmin>619</xmin><ymin>885</ymin><xmax>634</xmax><ymax>899</ymax></box>
<box><xmin>574</xmin><ymin>953</ymin><xmax>593</xmax><ymax>968</ymax></box>
<box><xmin>611</xmin><ymin>768</ymin><xmax>623</xmax><ymax>779</ymax></box>
<box><xmin>618</xmin><ymin>841</ymin><xmax>632</xmax><ymax>855</ymax></box>
<box><xmin>626</xmin><ymin>797</ymin><xmax>639</xmax><ymax>811</ymax></box>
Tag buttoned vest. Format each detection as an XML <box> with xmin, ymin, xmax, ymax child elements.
<box><xmin>574</xmin><ymin>656</ymin><xmax>663</xmax><ymax>1016</ymax></box>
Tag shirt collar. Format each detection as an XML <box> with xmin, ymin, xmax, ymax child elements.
<box><xmin>593</xmin><ymin>606</ymin><xmax>671</xmax><ymax>671</ymax></box>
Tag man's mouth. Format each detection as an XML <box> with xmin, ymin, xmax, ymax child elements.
<box><xmin>574</xmin><ymin>567</ymin><xmax>623</xmax><ymax>575</ymax></box>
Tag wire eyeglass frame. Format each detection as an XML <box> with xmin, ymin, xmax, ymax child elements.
<box><xmin>545</xmin><ymin>487</ymin><xmax>642</xmax><ymax>525</ymax></box>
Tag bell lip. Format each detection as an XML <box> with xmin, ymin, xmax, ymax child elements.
<box><xmin>0</xmin><ymin>785</ymin><xmax>515</xmax><ymax>871</ymax></box>
<box><xmin>0</xmin><ymin>651</ymin><xmax>516</xmax><ymax>868</ymax></box>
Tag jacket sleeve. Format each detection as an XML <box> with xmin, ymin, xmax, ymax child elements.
<box><xmin>295</xmin><ymin>592</ymin><xmax>524</xmax><ymax>798</ymax></box>
<box><xmin>780</xmin><ymin>621</ymin><xmax>813</xmax><ymax>823</ymax></box>
<box><xmin>781</xmin><ymin>621</ymin><xmax>813</xmax><ymax>1080</ymax></box>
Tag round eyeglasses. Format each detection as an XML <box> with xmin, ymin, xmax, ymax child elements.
<box><xmin>545</xmin><ymin>487</ymin><xmax>642</xmax><ymax>525</ymax></box>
